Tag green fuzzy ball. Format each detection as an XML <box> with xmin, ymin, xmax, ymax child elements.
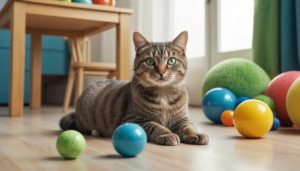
<box><xmin>202</xmin><ymin>58</ymin><xmax>270</xmax><ymax>98</ymax></box>
<box><xmin>253</xmin><ymin>95</ymin><xmax>275</xmax><ymax>111</ymax></box>
<box><xmin>56</xmin><ymin>130</ymin><xmax>86</xmax><ymax>159</ymax></box>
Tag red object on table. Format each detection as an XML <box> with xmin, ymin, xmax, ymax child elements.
<box><xmin>92</xmin><ymin>0</ymin><xmax>115</xmax><ymax>6</ymax></box>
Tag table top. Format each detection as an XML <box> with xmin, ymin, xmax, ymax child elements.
<box><xmin>0</xmin><ymin>0</ymin><xmax>133</xmax><ymax>37</ymax></box>
<box><xmin>0</xmin><ymin>0</ymin><xmax>133</xmax><ymax>15</ymax></box>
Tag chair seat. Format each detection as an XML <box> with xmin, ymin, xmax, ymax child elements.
<box><xmin>72</xmin><ymin>62</ymin><xmax>116</xmax><ymax>71</ymax></box>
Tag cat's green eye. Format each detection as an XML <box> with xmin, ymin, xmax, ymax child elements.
<box><xmin>146</xmin><ymin>58</ymin><xmax>155</xmax><ymax>66</ymax></box>
<box><xmin>168</xmin><ymin>58</ymin><xmax>176</xmax><ymax>65</ymax></box>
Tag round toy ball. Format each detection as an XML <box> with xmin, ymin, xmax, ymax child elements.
<box><xmin>202</xmin><ymin>88</ymin><xmax>236</xmax><ymax>123</ymax></box>
<box><xmin>56</xmin><ymin>130</ymin><xmax>86</xmax><ymax>159</ymax></box>
<box><xmin>272</xmin><ymin>111</ymin><xmax>277</xmax><ymax>118</ymax></box>
<box><xmin>265</xmin><ymin>71</ymin><xmax>300</xmax><ymax>126</ymax></box>
<box><xmin>235</xmin><ymin>96</ymin><xmax>251</xmax><ymax>108</ymax></box>
<box><xmin>271</xmin><ymin>118</ymin><xmax>280</xmax><ymax>130</ymax></box>
<box><xmin>286</xmin><ymin>77</ymin><xmax>300</xmax><ymax>129</ymax></box>
<box><xmin>221</xmin><ymin>110</ymin><xmax>234</xmax><ymax>126</ymax></box>
<box><xmin>234</xmin><ymin>100</ymin><xmax>273</xmax><ymax>138</ymax></box>
<box><xmin>112</xmin><ymin>123</ymin><xmax>147</xmax><ymax>157</ymax></box>
<box><xmin>202</xmin><ymin>58</ymin><xmax>270</xmax><ymax>98</ymax></box>
<box><xmin>72</xmin><ymin>0</ymin><xmax>93</xmax><ymax>4</ymax></box>
<box><xmin>252</xmin><ymin>95</ymin><xmax>275</xmax><ymax>111</ymax></box>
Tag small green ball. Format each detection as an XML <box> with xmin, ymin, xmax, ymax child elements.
<box><xmin>56</xmin><ymin>130</ymin><xmax>86</xmax><ymax>159</ymax></box>
<box><xmin>253</xmin><ymin>95</ymin><xmax>275</xmax><ymax>111</ymax></box>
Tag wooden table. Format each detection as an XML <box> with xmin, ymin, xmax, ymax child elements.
<box><xmin>0</xmin><ymin>0</ymin><xmax>133</xmax><ymax>117</ymax></box>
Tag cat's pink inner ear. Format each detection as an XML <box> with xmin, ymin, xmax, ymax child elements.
<box><xmin>133</xmin><ymin>32</ymin><xmax>149</xmax><ymax>52</ymax></box>
<box><xmin>172</xmin><ymin>31</ymin><xmax>188</xmax><ymax>52</ymax></box>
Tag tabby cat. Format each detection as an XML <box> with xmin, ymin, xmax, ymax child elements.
<box><xmin>60</xmin><ymin>31</ymin><xmax>209</xmax><ymax>146</ymax></box>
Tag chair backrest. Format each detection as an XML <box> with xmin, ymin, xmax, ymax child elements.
<box><xmin>68</xmin><ymin>37</ymin><xmax>91</xmax><ymax>63</ymax></box>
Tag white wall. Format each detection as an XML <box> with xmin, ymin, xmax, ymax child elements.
<box><xmin>85</xmin><ymin>0</ymin><xmax>164</xmax><ymax>88</ymax></box>
<box><xmin>85</xmin><ymin>0</ymin><xmax>133</xmax><ymax>89</ymax></box>
<box><xmin>86</xmin><ymin>0</ymin><xmax>206</xmax><ymax>106</ymax></box>
<box><xmin>84</xmin><ymin>28</ymin><xmax>117</xmax><ymax>89</ymax></box>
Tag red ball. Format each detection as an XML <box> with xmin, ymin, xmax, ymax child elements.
<box><xmin>264</xmin><ymin>71</ymin><xmax>300</xmax><ymax>126</ymax></box>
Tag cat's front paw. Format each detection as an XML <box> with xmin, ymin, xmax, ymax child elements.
<box><xmin>183</xmin><ymin>133</ymin><xmax>209</xmax><ymax>145</ymax></box>
<box><xmin>156</xmin><ymin>134</ymin><xmax>180</xmax><ymax>146</ymax></box>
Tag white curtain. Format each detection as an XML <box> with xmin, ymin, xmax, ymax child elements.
<box><xmin>87</xmin><ymin>0</ymin><xmax>173</xmax><ymax>86</ymax></box>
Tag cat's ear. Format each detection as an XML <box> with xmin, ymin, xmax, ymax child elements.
<box><xmin>172</xmin><ymin>31</ymin><xmax>188</xmax><ymax>52</ymax></box>
<box><xmin>133</xmin><ymin>32</ymin><xmax>149</xmax><ymax>52</ymax></box>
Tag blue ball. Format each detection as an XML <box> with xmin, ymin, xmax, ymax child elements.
<box><xmin>271</xmin><ymin>118</ymin><xmax>280</xmax><ymax>130</ymax></box>
<box><xmin>202</xmin><ymin>88</ymin><xmax>237</xmax><ymax>123</ymax></box>
<box><xmin>272</xmin><ymin>111</ymin><xmax>277</xmax><ymax>118</ymax></box>
<box><xmin>112</xmin><ymin>123</ymin><xmax>147</xmax><ymax>157</ymax></box>
<box><xmin>235</xmin><ymin>96</ymin><xmax>251</xmax><ymax>108</ymax></box>
<box><xmin>72</xmin><ymin>0</ymin><xmax>92</xmax><ymax>4</ymax></box>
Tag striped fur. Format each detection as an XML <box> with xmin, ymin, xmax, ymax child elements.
<box><xmin>60</xmin><ymin>31</ymin><xmax>209</xmax><ymax>146</ymax></box>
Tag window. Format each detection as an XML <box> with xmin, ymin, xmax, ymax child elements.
<box><xmin>171</xmin><ymin>0</ymin><xmax>206</xmax><ymax>58</ymax></box>
<box><xmin>218</xmin><ymin>0</ymin><xmax>254</xmax><ymax>52</ymax></box>
<box><xmin>0</xmin><ymin>0</ymin><xmax>7</xmax><ymax>11</ymax></box>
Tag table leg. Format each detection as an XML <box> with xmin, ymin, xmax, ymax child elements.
<box><xmin>116</xmin><ymin>14</ymin><xmax>130</xmax><ymax>81</ymax></box>
<box><xmin>63</xmin><ymin>58</ymin><xmax>75</xmax><ymax>113</ymax></box>
<box><xmin>74</xmin><ymin>67</ymin><xmax>83</xmax><ymax>109</ymax></box>
<box><xmin>73</xmin><ymin>37</ymin><xmax>84</xmax><ymax>109</ymax></box>
<box><xmin>8</xmin><ymin>2</ymin><xmax>26</xmax><ymax>117</ymax></box>
<box><xmin>30</xmin><ymin>30</ymin><xmax>42</xmax><ymax>109</ymax></box>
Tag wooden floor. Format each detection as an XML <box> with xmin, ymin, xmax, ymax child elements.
<box><xmin>0</xmin><ymin>106</ymin><xmax>300</xmax><ymax>171</ymax></box>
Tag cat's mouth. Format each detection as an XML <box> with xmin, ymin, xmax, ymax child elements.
<box><xmin>149</xmin><ymin>77</ymin><xmax>171</xmax><ymax>86</ymax></box>
<box><xmin>157</xmin><ymin>78</ymin><xmax>166</xmax><ymax>81</ymax></box>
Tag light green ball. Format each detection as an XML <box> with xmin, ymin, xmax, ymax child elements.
<box><xmin>202</xmin><ymin>58</ymin><xmax>270</xmax><ymax>98</ymax></box>
<box><xmin>253</xmin><ymin>95</ymin><xmax>275</xmax><ymax>111</ymax></box>
<box><xmin>56</xmin><ymin>130</ymin><xmax>86</xmax><ymax>159</ymax></box>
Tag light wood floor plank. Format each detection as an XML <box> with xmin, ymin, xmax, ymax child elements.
<box><xmin>0</xmin><ymin>106</ymin><xmax>300</xmax><ymax>170</ymax></box>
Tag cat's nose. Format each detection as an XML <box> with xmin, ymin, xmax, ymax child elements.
<box><xmin>159</xmin><ymin>71</ymin><xmax>165</xmax><ymax>76</ymax></box>
<box><xmin>157</xmin><ymin>66</ymin><xmax>166</xmax><ymax>76</ymax></box>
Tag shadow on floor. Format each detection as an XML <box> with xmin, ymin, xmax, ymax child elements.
<box><xmin>43</xmin><ymin>130</ymin><xmax>63</xmax><ymax>136</ymax></box>
<box><xmin>226</xmin><ymin>135</ymin><xmax>265</xmax><ymax>140</ymax></box>
<box><xmin>0</xmin><ymin>113</ymin><xmax>9</xmax><ymax>117</ymax></box>
<box><xmin>98</xmin><ymin>154</ymin><xmax>135</xmax><ymax>159</ymax></box>
<box><xmin>276</xmin><ymin>128</ymin><xmax>300</xmax><ymax>135</ymax></box>
<box><xmin>200</xmin><ymin>121</ymin><xmax>223</xmax><ymax>127</ymax></box>
<box><xmin>83</xmin><ymin>135</ymin><xmax>111</xmax><ymax>140</ymax></box>
<box><xmin>44</xmin><ymin>156</ymin><xmax>69</xmax><ymax>161</ymax></box>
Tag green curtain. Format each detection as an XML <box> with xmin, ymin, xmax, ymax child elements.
<box><xmin>252</xmin><ymin>0</ymin><xmax>281</xmax><ymax>79</ymax></box>
<box><xmin>281</xmin><ymin>0</ymin><xmax>300</xmax><ymax>72</ymax></box>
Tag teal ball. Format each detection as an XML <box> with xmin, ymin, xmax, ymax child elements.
<box><xmin>202</xmin><ymin>88</ymin><xmax>236</xmax><ymax>123</ymax></box>
<box><xmin>72</xmin><ymin>0</ymin><xmax>92</xmax><ymax>4</ymax></box>
<box><xmin>56</xmin><ymin>130</ymin><xmax>86</xmax><ymax>159</ymax></box>
<box><xmin>202</xmin><ymin>58</ymin><xmax>270</xmax><ymax>98</ymax></box>
<box><xmin>112</xmin><ymin>123</ymin><xmax>147</xmax><ymax>157</ymax></box>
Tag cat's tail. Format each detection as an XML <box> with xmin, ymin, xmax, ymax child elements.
<box><xmin>59</xmin><ymin>112</ymin><xmax>77</xmax><ymax>131</ymax></box>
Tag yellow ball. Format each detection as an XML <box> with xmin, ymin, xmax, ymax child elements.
<box><xmin>286</xmin><ymin>77</ymin><xmax>300</xmax><ymax>128</ymax></box>
<box><xmin>234</xmin><ymin>100</ymin><xmax>273</xmax><ymax>138</ymax></box>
